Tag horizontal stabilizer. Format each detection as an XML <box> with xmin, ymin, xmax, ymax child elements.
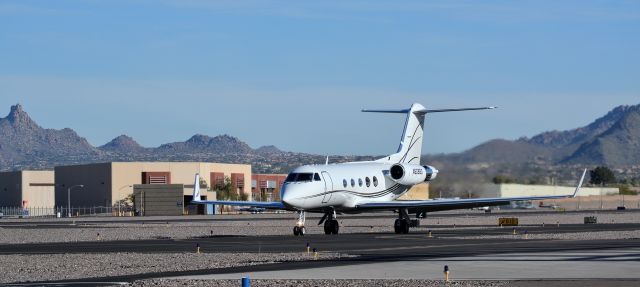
<box><xmin>419</xmin><ymin>107</ymin><xmax>496</xmax><ymax>114</ymax></box>
<box><xmin>362</xmin><ymin>106</ymin><xmax>496</xmax><ymax>114</ymax></box>
<box><xmin>361</xmin><ymin>108</ymin><xmax>411</xmax><ymax>113</ymax></box>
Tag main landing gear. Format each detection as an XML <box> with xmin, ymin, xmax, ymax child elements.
<box><xmin>293</xmin><ymin>211</ymin><xmax>306</xmax><ymax>236</ymax></box>
<box><xmin>394</xmin><ymin>208</ymin><xmax>410</xmax><ymax>234</ymax></box>
<box><xmin>319</xmin><ymin>210</ymin><xmax>339</xmax><ymax>235</ymax></box>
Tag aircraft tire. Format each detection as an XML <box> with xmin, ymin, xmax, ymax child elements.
<box><xmin>402</xmin><ymin>220</ymin><xmax>410</xmax><ymax>234</ymax></box>
<box><xmin>300</xmin><ymin>226</ymin><xmax>306</xmax><ymax>236</ymax></box>
<box><xmin>394</xmin><ymin>219</ymin><xmax>401</xmax><ymax>234</ymax></box>
<box><xmin>331</xmin><ymin>220</ymin><xmax>339</xmax><ymax>234</ymax></box>
<box><xmin>293</xmin><ymin>226</ymin><xmax>300</xmax><ymax>236</ymax></box>
<box><xmin>324</xmin><ymin>221</ymin><xmax>332</xmax><ymax>234</ymax></box>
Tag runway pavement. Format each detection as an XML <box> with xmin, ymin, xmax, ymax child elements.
<box><xmin>2</xmin><ymin>223</ymin><xmax>640</xmax><ymax>255</ymax></box>
<box><xmin>2</xmin><ymin>213</ymin><xmax>639</xmax><ymax>285</ymax></box>
<box><xmin>177</xmin><ymin>247</ymin><xmax>640</xmax><ymax>280</ymax></box>
<box><xmin>1</xmin><ymin>225</ymin><xmax>640</xmax><ymax>284</ymax></box>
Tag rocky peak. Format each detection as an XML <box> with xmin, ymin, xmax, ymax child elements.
<box><xmin>211</xmin><ymin>134</ymin><xmax>244</xmax><ymax>145</ymax></box>
<box><xmin>208</xmin><ymin>134</ymin><xmax>254</xmax><ymax>153</ymax></box>
<box><xmin>4</xmin><ymin>104</ymin><xmax>40</xmax><ymax>130</ymax></box>
<box><xmin>186</xmin><ymin>134</ymin><xmax>213</xmax><ymax>145</ymax></box>
<box><xmin>99</xmin><ymin>135</ymin><xmax>144</xmax><ymax>152</ymax></box>
<box><xmin>256</xmin><ymin>145</ymin><xmax>282</xmax><ymax>154</ymax></box>
<box><xmin>159</xmin><ymin>133</ymin><xmax>253</xmax><ymax>154</ymax></box>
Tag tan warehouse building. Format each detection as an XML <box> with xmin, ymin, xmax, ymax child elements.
<box><xmin>0</xmin><ymin>170</ymin><xmax>55</xmax><ymax>215</ymax></box>
<box><xmin>54</xmin><ymin>162</ymin><xmax>252</xmax><ymax>213</ymax></box>
<box><xmin>0</xmin><ymin>170</ymin><xmax>55</xmax><ymax>207</ymax></box>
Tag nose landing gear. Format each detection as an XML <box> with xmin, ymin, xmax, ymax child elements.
<box><xmin>293</xmin><ymin>225</ymin><xmax>306</xmax><ymax>236</ymax></box>
<box><xmin>293</xmin><ymin>211</ymin><xmax>306</xmax><ymax>236</ymax></box>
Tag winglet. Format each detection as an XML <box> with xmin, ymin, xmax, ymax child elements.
<box><xmin>572</xmin><ymin>169</ymin><xmax>588</xmax><ymax>198</ymax></box>
<box><xmin>193</xmin><ymin>173</ymin><xmax>202</xmax><ymax>202</ymax></box>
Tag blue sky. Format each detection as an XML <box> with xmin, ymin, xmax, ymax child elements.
<box><xmin>1</xmin><ymin>0</ymin><xmax>639</xmax><ymax>155</ymax></box>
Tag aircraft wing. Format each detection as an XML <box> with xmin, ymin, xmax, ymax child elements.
<box><xmin>190</xmin><ymin>200</ymin><xmax>289</xmax><ymax>210</ymax></box>
<box><xmin>357</xmin><ymin>169</ymin><xmax>587</xmax><ymax>212</ymax></box>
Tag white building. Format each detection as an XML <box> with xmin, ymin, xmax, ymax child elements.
<box><xmin>479</xmin><ymin>183</ymin><xmax>619</xmax><ymax>198</ymax></box>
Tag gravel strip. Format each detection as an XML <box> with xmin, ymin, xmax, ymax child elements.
<box><xmin>127</xmin><ymin>279</ymin><xmax>509</xmax><ymax>287</ymax></box>
<box><xmin>0</xmin><ymin>252</ymin><xmax>351</xmax><ymax>284</ymax></box>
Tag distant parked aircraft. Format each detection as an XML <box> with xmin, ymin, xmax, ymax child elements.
<box><xmin>192</xmin><ymin>103</ymin><xmax>587</xmax><ymax>236</ymax></box>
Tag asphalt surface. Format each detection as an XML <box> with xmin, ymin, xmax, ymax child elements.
<box><xmin>4</xmin><ymin>237</ymin><xmax>640</xmax><ymax>285</ymax></box>
<box><xmin>2</xmin><ymin>224</ymin><xmax>640</xmax><ymax>284</ymax></box>
<box><xmin>2</xmin><ymin>223</ymin><xmax>640</xmax><ymax>255</ymax></box>
<box><xmin>2</xmin><ymin>212</ymin><xmax>639</xmax><ymax>285</ymax></box>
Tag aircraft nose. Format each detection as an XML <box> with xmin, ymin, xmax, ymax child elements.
<box><xmin>281</xmin><ymin>185</ymin><xmax>302</xmax><ymax>207</ymax></box>
<box><xmin>281</xmin><ymin>189</ymin><xmax>294</xmax><ymax>205</ymax></box>
<box><xmin>281</xmin><ymin>189</ymin><xmax>291</xmax><ymax>204</ymax></box>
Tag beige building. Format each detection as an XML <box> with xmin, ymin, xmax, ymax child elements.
<box><xmin>398</xmin><ymin>183</ymin><xmax>430</xmax><ymax>200</ymax></box>
<box><xmin>0</xmin><ymin>170</ymin><xmax>55</xmax><ymax>208</ymax></box>
<box><xmin>54</xmin><ymin>162</ymin><xmax>251</xmax><ymax>212</ymax></box>
<box><xmin>478</xmin><ymin>183</ymin><xmax>619</xmax><ymax>198</ymax></box>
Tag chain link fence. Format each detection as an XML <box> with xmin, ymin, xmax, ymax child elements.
<box><xmin>0</xmin><ymin>206</ymin><xmax>135</xmax><ymax>218</ymax></box>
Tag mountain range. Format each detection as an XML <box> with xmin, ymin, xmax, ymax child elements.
<box><xmin>1</xmin><ymin>103</ymin><xmax>639</xmax><ymax>179</ymax></box>
<box><xmin>0</xmin><ymin>104</ymin><xmax>307</xmax><ymax>173</ymax></box>
<box><xmin>426</xmin><ymin>103</ymin><xmax>640</xmax><ymax>167</ymax></box>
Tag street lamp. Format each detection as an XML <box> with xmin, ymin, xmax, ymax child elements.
<box><xmin>67</xmin><ymin>185</ymin><xmax>84</xmax><ymax>217</ymax></box>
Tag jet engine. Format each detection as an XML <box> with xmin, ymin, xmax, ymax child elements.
<box><xmin>389</xmin><ymin>163</ymin><xmax>439</xmax><ymax>186</ymax></box>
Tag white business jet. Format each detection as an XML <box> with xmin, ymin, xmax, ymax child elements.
<box><xmin>192</xmin><ymin>103</ymin><xmax>586</xmax><ymax>236</ymax></box>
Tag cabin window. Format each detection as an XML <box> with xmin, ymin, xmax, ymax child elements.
<box><xmin>343</xmin><ymin>179</ymin><xmax>347</xmax><ymax>188</ymax></box>
<box><xmin>358</xmin><ymin>178</ymin><xmax>363</xmax><ymax>187</ymax></box>
<box><xmin>314</xmin><ymin>173</ymin><xmax>321</xmax><ymax>181</ymax></box>
<box><xmin>365</xmin><ymin>177</ymin><xmax>371</xmax><ymax>187</ymax></box>
<box><xmin>350</xmin><ymin>179</ymin><xmax>355</xmax><ymax>187</ymax></box>
<box><xmin>373</xmin><ymin>176</ymin><xmax>378</xmax><ymax>187</ymax></box>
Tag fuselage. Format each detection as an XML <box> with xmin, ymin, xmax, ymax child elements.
<box><xmin>280</xmin><ymin>162</ymin><xmax>412</xmax><ymax>212</ymax></box>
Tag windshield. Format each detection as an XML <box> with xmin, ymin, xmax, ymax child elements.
<box><xmin>285</xmin><ymin>173</ymin><xmax>314</xmax><ymax>182</ymax></box>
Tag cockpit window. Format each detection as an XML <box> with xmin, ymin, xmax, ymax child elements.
<box><xmin>314</xmin><ymin>173</ymin><xmax>321</xmax><ymax>181</ymax></box>
<box><xmin>285</xmin><ymin>173</ymin><xmax>296</xmax><ymax>182</ymax></box>
<box><xmin>285</xmin><ymin>173</ymin><xmax>314</xmax><ymax>182</ymax></box>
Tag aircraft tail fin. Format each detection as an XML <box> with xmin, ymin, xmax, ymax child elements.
<box><xmin>363</xmin><ymin>103</ymin><xmax>496</xmax><ymax>164</ymax></box>
<box><xmin>193</xmin><ymin>173</ymin><xmax>202</xmax><ymax>202</ymax></box>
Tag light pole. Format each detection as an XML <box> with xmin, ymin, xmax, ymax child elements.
<box><xmin>67</xmin><ymin>185</ymin><xmax>84</xmax><ymax>217</ymax></box>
